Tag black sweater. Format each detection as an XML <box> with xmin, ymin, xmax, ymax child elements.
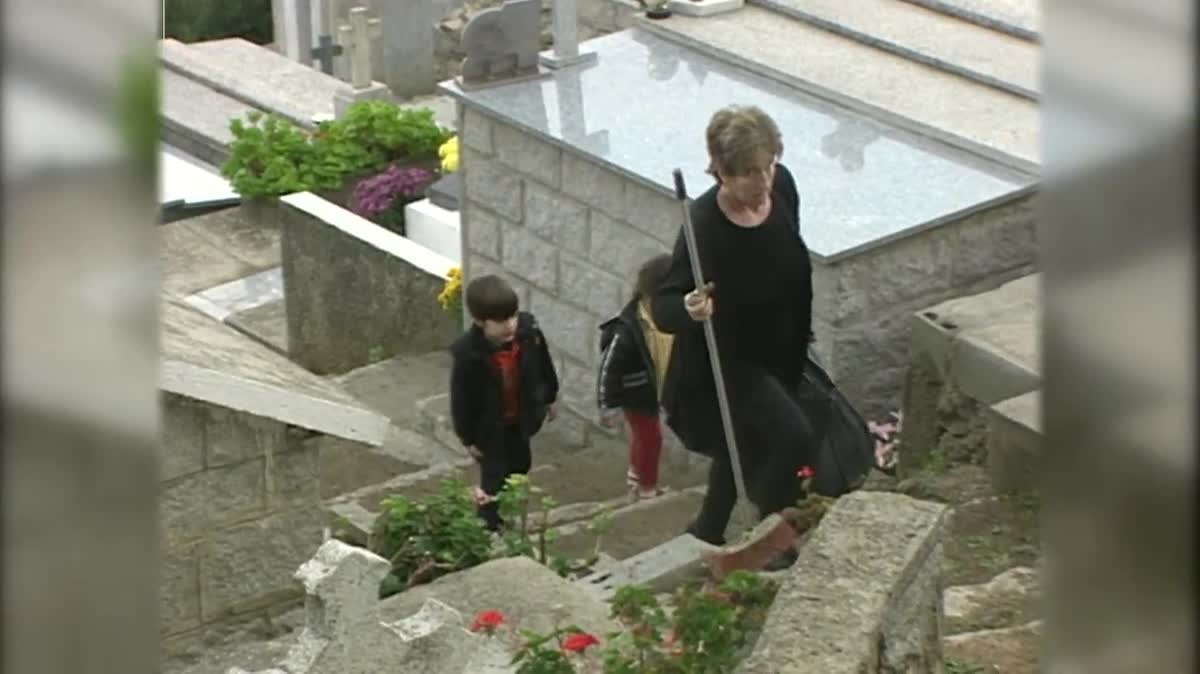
<box><xmin>651</xmin><ymin>164</ymin><xmax>813</xmax><ymax>448</ymax></box>
<box><xmin>448</xmin><ymin>312</ymin><xmax>560</xmax><ymax>452</ymax></box>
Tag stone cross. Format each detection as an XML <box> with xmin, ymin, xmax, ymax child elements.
<box><xmin>540</xmin><ymin>0</ymin><xmax>597</xmax><ymax>69</ymax></box>
<box><xmin>310</xmin><ymin>34</ymin><xmax>343</xmax><ymax>75</ymax></box>
<box><xmin>340</xmin><ymin>6</ymin><xmax>383</xmax><ymax>90</ymax></box>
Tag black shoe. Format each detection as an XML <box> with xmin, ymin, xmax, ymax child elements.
<box><xmin>763</xmin><ymin>545</ymin><xmax>799</xmax><ymax>572</ymax></box>
<box><xmin>685</xmin><ymin>522</ymin><xmax>726</xmax><ymax>547</ymax></box>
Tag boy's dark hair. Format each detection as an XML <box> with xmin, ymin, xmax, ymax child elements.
<box><xmin>465</xmin><ymin>274</ymin><xmax>519</xmax><ymax>322</ymax></box>
<box><xmin>633</xmin><ymin>254</ymin><xmax>673</xmax><ymax>303</ymax></box>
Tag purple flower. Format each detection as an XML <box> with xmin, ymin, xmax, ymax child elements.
<box><xmin>350</xmin><ymin>165</ymin><xmax>433</xmax><ymax>218</ymax></box>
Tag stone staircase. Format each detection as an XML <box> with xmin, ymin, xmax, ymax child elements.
<box><xmin>635</xmin><ymin>0</ymin><xmax>1040</xmax><ymax>170</ymax></box>
<box><xmin>892</xmin><ymin>272</ymin><xmax>1043</xmax><ymax>672</ymax></box>
<box><xmin>322</xmin><ymin>350</ymin><xmax>714</xmax><ymax>569</ymax></box>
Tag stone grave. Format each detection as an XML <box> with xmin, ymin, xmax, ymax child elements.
<box><xmin>441</xmin><ymin>25</ymin><xmax>1037</xmax><ymax>421</ymax></box>
<box><xmin>161</xmin><ymin>69</ymin><xmax>259</xmax><ymax>167</ymax></box>
<box><xmin>458</xmin><ymin>0</ymin><xmax>551</xmax><ymax>90</ymax></box>
<box><xmin>332</xmin><ymin>6</ymin><xmax>390</xmax><ymax>117</ymax></box>
<box><xmin>159</xmin><ymin>299</ymin><xmax>392</xmax><ymax>650</ymax></box>
<box><xmin>160</xmin><ymin>37</ymin><xmax>351</xmax><ymax>128</ymax></box>
<box><xmin>900</xmin><ymin>272</ymin><xmax>1041</xmax><ymax>490</ymax></box>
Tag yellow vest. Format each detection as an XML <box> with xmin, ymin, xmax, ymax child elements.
<box><xmin>638</xmin><ymin>301</ymin><xmax>674</xmax><ymax>400</ymax></box>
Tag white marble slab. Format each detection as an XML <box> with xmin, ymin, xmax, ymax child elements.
<box><xmin>160</xmin><ymin>149</ymin><xmax>240</xmax><ymax>208</ymax></box>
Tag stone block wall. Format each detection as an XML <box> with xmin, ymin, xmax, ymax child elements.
<box><xmin>810</xmin><ymin>194</ymin><xmax>1037</xmax><ymax>418</ymax></box>
<box><xmin>738</xmin><ymin>491</ymin><xmax>948</xmax><ymax>673</ymax></box>
<box><xmin>459</xmin><ymin>106</ymin><xmax>1037</xmax><ymax>426</ymax></box>
<box><xmin>160</xmin><ymin>392</ymin><xmax>325</xmax><ymax>644</ymax></box>
<box><xmin>279</xmin><ymin>194</ymin><xmax>460</xmax><ymax>376</ymax></box>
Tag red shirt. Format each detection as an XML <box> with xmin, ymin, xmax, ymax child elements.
<box><xmin>489</xmin><ymin>341</ymin><xmax>521</xmax><ymax>424</ymax></box>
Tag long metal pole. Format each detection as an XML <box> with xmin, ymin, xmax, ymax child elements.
<box><xmin>672</xmin><ymin>169</ymin><xmax>751</xmax><ymax>510</ymax></box>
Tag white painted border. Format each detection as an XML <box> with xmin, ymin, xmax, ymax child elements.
<box><xmin>280</xmin><ymin>192</ymin><xmax>458</xmax><ymax>279</ymax></box>
<box><xmin>161</xmin><ymin>359</ymin><xmax>391</xmax><ymax>446</ymax></box>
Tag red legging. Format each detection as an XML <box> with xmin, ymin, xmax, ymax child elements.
<box><xmin>625</xmin><ymin>410</ymin><xmax>663</xmax><ymax>489</ymax></box>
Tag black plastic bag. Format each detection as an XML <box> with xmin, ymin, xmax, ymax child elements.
<box><xmin>794</xmin><ymin>347</ymin><xmax>876</xmax><ymax>497</ymax></box>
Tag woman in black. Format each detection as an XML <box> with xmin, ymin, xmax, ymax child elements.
<box><xmin>652</xmin><ymin>105</ymin><xmax>815</xmax><ymax>567</ymax></box>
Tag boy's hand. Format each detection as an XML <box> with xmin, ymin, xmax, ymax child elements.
<box><xmin>545</xmin><ymin>403</ymin><xmax>558</xmax><ymax>422</ymax></box>
<box><xmin>464</xmin><ymin>444</ymin><xmax>483</xmax><ymax>461</ymax></box>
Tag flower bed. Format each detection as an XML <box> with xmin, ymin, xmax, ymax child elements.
<box><xmin>468</xmin><ymin>570</ymin><xmax>781</xmax><ymax>674</ymax></box>
<box><xmin>219</xmin><ymin>101</ymin><xmax>458</xmax><ymax>238</ymax></box>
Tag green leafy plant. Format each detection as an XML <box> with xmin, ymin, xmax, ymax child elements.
<box><xmin>494</xmin><ymin>475</ymin><xmax>594</xmax><ymax>578</ymax></box>
<box><xmin>219</xmin><ymin>102</ymin><xmax>451</xmax><ymax>199</ymax></box>
<box><xmin>336</xmin><ymin>102</ymin><xmax>454</xmax><ymax>162</ymax></box>
<box><xmin>221</xmin><ymin>111</ymin><xmax>316</xmax><ymax>197</ymax></box>
<box><xmin>368</xmin><ymin>478</ymin><xmax>494</xmax><ymax>598</ymax></box>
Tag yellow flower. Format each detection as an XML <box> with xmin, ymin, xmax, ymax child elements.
<box><xmin>438</xmin><ymin>266</ymin><xmax>463</xmax><ymax>311</ymax></box>
<box><xmin>438</xmin><ymin>136</ymin><xmax>460</xmax><ymax>173</ymax></box>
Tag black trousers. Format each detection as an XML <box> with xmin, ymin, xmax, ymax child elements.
<box><xmin>689</xmin><ymin>367</ymin><xmax>814</xmax><ymax>543</ymax></box>
<box><xmin>477</xmin><ymin>424</ymin><xmax>532</xmax><ymax>531</ymax></box>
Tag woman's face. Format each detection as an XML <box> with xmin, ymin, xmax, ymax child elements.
<box><xmin>717</xmin><ymin>154</ymin><xmax>777</xmax><ymax>209</ymax></box>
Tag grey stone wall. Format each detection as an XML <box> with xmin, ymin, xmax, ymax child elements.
<box><xmin>738</xmin><ymin>491</ymin><xmax>948</xmax><ymax>673</ymax></box>
<box><xmin>160</xmin><ymin>393</ymin><xmax>325</xmax><ymax>642</ymax></box>
<box><xmin>811</xmin><ymin>194</ymin><xmax>1037</xmax><ymax>418</ymax></box>
<box><xmin>280</xmin><ymin>198</ymin><xmax>460</xmax><ymax>376</ymax></box>
<box><xmin>458</xmin><ymin>107</ymin><xmax>1037</xmax><ymax>427</ymax></box>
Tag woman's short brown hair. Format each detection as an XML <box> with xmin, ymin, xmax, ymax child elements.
<box><xmin>705</xmin><ymin>105</ymin><xmax>784</xmax><ymax>180</ymax></box>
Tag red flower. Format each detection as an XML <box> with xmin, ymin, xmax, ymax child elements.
<box><xmin>797</xmin><ymin>466</ymin><xmax>815</xmax><ymax>479</ymax></box>
<box><xmin>561</xmin><ymin>631</ymin><xmax>601</xmax><ymax>653</ymax></box>
<box><xmin>470</xmin><ymin>609</ymin><xmax>506</xmax><ymax>634</ymax></box>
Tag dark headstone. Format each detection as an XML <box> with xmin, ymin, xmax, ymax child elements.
<box><xmin>427</xmin><ymin>172</ymin><xmax>462</xmax><ymax>212</ymax></box>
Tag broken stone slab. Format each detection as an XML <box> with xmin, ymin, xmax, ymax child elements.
<box><xmin>228</xmin><ymin>540</ymin><xmax>515</xmax><ymax>674</ymax></box>
<box><xmin>576</xmin><ymin>533</ymin><xmax>719</xmax><ymax>601</ymax></box>
<box><xmin>737</xmin><ymin>491</ymin><xmax>949</xmax><ymax>673</ymax></box>
<box><xmin>381</xmin><ymin>556</ymin><xmax>620</xmax><ymax>637</ymax></box>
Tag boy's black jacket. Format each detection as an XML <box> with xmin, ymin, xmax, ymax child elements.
<box><xmin>596</xmin><ymin>299</ymin><xmax>661</xmax><ymax>415</ymax></box>
<box><xmin>448</xmin><ymin>311</ymin><xmax>559</xmax><ymax>451</ymax></box>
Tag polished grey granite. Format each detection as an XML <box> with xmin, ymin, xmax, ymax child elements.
<box><xmin>899</xmin><ymin>0</ymin><xmax>1038</xmax><ymax>40</ymax></box>
<box><xmin>440</xmin><ymin>29</ymin><xmax>1034</xmax><ymax>261</ymax></box>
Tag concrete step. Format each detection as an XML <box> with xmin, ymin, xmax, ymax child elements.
<box><xmin>637</xmin><ymin>6</ymin><xmax>1039</xmax><ymax>169</ymax></box>
<box><xmin>333</xmin><ymin>351</ymin><xmax>454</xmax><ymax>431</ymax></box>
<box><xmin>985</xmin><ymin>390</ymin><xmax>1040</xmax><ymax>493</ymax></box>
<box><xmin>900</xmin><ymin>0</ymin><xmax>1039</xmax><ymax>42</ymax></box>
<box><xmin>749</xmin><ymin>0</ymin><xmax>1038</xmax><ymax>99</ymax></box>
<box><xmin>415</xmin><ymin>392</ymin><xmax>594</xmax><ymax>461</ymax></box>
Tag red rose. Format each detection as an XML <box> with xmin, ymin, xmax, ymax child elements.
<box><xmin>470</xmin><ymin>609</ymin><xmax>506</xmax><ymax>634</ymax></box>
<box><xmin>561</xmin><ymin>631</ymin><xmax>601</xmax><ymax>653</ymax></box>
<box><xmin>797</xmin><ymin>466</ymin><xmax>815</xmax><ymax>479</ymax></box>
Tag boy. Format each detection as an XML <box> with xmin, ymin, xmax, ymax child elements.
<box><xmin>449</xmin><ymin>274</ymin><xmax>559</xmax><ymax>531</ymax></box>
<box><xmin>597</xmin><ymin>254</ymin><xmax>674</xmax><ymax>500</ymax></box>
